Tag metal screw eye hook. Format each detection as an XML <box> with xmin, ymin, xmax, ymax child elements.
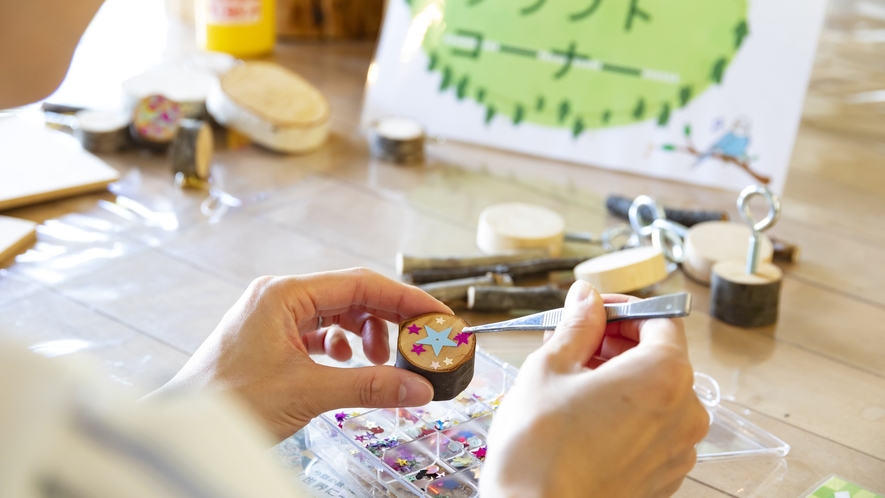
<box><xmin>628</xmin><ymin>195</ymin><xmax>666</xmax><ymax>237</ymax></box>
<box><xmin>737</xmin><ymin>185</ymin><xmax>781</xmax><ymax>274</ymax></box>
<box><xmin>652</xmin><ymin>227</ymin><xmax>685</xmax><ymax>264</ymax></box>
<box><xmin>737</xmin><ymin>185</ymin><xmax>781</xmax><ymax>232</ymax></box>
<box><xmin>601</xmin><ymin>224</ymin><xmax>640</xmax><ymax>252</ymax></box>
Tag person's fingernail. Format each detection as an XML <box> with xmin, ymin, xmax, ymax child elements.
<box><xmin>566</xmin><ymin>280</ymin><xmax>592</xmax><ymax>306</ymax></box>
<box><xmin>399</xmin><ymin>378</ymin><xmax>433</xmax><ymax>406</ymax></box>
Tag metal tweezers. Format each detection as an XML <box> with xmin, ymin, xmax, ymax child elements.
<box><xmin>461</xmin><ymin>292</ymin><xmax>692</xmax><ymax>334</ymax></box>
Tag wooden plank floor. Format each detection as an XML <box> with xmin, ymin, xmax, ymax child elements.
<box><xmin>1</xmin><ymin>1</ymin><xmax>884</xmax><ymax>496</ymax></box>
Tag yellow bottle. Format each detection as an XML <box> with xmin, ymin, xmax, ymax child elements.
<box><xmin>195</xmin><ymin>0</ymin><xmax>275</xmax><ymax>58</ymax></box>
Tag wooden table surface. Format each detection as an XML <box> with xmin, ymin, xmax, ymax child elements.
<box><xmin>1</xmin><ymin>1</ymin><xmax>884</xmax><ymax>496</ymax></box>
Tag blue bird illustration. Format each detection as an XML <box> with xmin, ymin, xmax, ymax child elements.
<box><xmin>696</xmin><ymin>118</ymin><xmax>751</xmax><ymax>167</ymax></box>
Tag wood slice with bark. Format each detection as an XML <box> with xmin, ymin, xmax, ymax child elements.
<box><xmin>711</xmin><ymin>260</ymin><xmax>782</xmax><ymax>328</ymax></box>
<box><xmin>396</xmin><ymin>313</ymin><xmax>476</xmax><ymax>401</ymax></box>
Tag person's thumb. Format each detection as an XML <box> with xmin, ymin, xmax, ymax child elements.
<box><xmin>539</xmin><ymin>280</ymin><xmax>606</xmax><ymax>371</ymax></box>
<box><xmin>309</xmin><ymin>364</ymin><xmax>434</xmax><ymax>413</ymax></box>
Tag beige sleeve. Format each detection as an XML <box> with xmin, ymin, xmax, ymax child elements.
<box><xmin>0</xmin><ymin>340</ymin><xmax>304</xmax><ymax>498</ymax></box>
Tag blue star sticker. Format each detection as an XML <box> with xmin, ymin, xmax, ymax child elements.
<box><xmin>415</xmin><ymin>326</ymin><xmax>457</xmax><ymax>356</ymax></box>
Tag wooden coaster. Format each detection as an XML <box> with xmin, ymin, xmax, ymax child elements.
<box><xmin>573</xmin><ymin>246</ymin><xmax>667</xmax><ymax>294</ymax></box>
<box><xmin>395</xmin><ymin>313</ymin><xmax>476</xmax><ymax>401</ymax></box>
<box><xmin>170</xmin><ymin>119</ymin><xmax>213</xmax><ymax>188</ymax></box>
<box><xmin>711</xmin><ymin>260</ymin><xmax>782</xmax><ymax>328</ymax></box>
<box><xmin>0</xmin><ymin>216</ymin><xmax>37</xmax><ymax>264</ymax></box>
<box><xmin>476</xmin><ymin>203</ymin><xmax>565</xmax><ymax>257</ymax></box>
<box><xmin>207</xmin><ymin>61</ymin><xmax>330</xmax><ymax>154</ymax></box>
<box><xmin>683</xmin><ymin>221</ymin><xmax>774</xmax><ymax>285</ymax></box>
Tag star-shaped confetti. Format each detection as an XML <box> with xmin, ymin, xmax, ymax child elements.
<box><xmin>408</xmin><ymin>324</ymin><xmax>421</xmax><ymax>334</ymax></box>
<box><xmin>415</xmin><ymin>326</ymin><xmax>457</xmax><ymax>356</ymax></box>
<box><xmin>443</xmin><ymin>357</ymin><xmax>453</xmax><ymax>366</ymax></box>
<box><xmin>335</xmin><ymin>412</ymin><xmax>347</xmax><ymax>423</ymax></box>
<box><xmin>411</xmin><ymin>344</ymin><xmax>426</xmax><ymax>355</ymax></box>
<box><xmin>435</xmin><ymin>317</ymin><xmax>446</xmax><ymax>324</ymax></box>
<box><xmin>453</xmin><ymin>332</ymin><xmax>472</xmax><ymax>346</ymax></box>
<box><xmin>430</xmin><ymin>361</ymin><xmax>440</xmax><ymax>370</ymax></box>
<box><xmin>472</xmin><ymin>446</ymin><xmax>487</xmax><ymax>460</ymax></box>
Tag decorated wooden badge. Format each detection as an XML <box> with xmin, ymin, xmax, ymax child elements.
<box><xmin>396</xmin><ymin>313</ymin><xmax>476</xmax><ymax>401</ymax></box>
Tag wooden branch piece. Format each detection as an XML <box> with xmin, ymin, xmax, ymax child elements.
<box><xmin>606</xmin><ymin>195</ymin><xmax>728</xmax><ymax>227</ymax></box>
<box><xmin>170</xmin><ymin>119</ymin><xmax>214</xmax><ymax>189</ymax></box>
<box><xmin>682</xmin><ymin>222</ymin><xmax>774</xmax><ymax>285</ymax></box>
<box><xmin>467</xmin><ymin>285</ymin><xmax>567</xmax><ymax>312</ymax></box>
<box><xmin>573</xmin><ymin>246</ymin><xmax>667</xmax><ymax>294</ymax></box>
<box><xmin>397</xmin><ymin>250</ymin><xmax>547</xmax><ymax>276</ymax></box>
<box><xmin>477</xmin><ymin>203</ymin><xmax>565</xmax><ymax>257</ymax></box>
<box><xmin>405</xmin><ymin>256</ymin><xmax>589</xmax><ymax>284</ymax></box>
<box><xmin>770</xmin><ymin>237</ymin><xmax>801</xmax><ymax>263</ymax></box>
<box><xmin>419</xmin><ymin>273</ymin><xmax>513</xmax><ymax>303</ymax></box>
<box><xmin>396</xmin><ymin>313</ymin><xmax>476</xmax><ymax>401</ymax></box>
<box><xmin>207</xmin><ymin>62</ymin><xmax>330</xmax><ymax>154</ymax></box>
<box><xmin>711</xmin><ymin>260</ymin><xmax>782</xmax><ymax>327</ymax></box>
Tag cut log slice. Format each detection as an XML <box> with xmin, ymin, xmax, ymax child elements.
<box><xmin>74</xmin><ymin>110</ymin><xmax>131</xmax><ymax>154</ymax></box>
<box><xmin>207</xmin><ymin>61</ymin><xmax>330</xmax><ymax>154</ymax></box>
<box><xmin>574</xmin><ymin>246</ymin><xmax>667</xmax><ymax>294</ymax></box>
<box><xmin>396</xmin><ymin>313</ymin><xmax>476</xmax><ymax>401</ymax></box>
<box><xmin>711</xmin><ymin>260</ymin><xmax>782</xmax><ymax>328</ymax></box>
<box><xmin>683</xmin><ymin>222</ymin><xmax>774</xmax><ymax>285</ymax></box>
<box><xmin>170</xmin><ymin>119</ymin><xmax>214</xmax><ymax>187</ymax></box>
<box><xmin>477</xmin><ymin>203</ymin><xmax>565</xmax><ymax>257</ymax></box>
<box><xmin>368</xmin><ymin>116</ymin><xmax>425</xmax><ymax>164</ymax></box>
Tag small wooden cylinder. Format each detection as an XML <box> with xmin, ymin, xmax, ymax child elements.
<box><xmin>710</xmin><ymin>260</ymin><xmax>782</xmax><ymax>328</ymax></box>
<box><xmin>396</xmin><ymin>313</ymin><xmax>476</xmax><ymax>401</ymax></box>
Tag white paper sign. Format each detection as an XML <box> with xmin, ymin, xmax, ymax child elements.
<box><xmin>362</xmin><ymin>0</ymin><xmax>828</xmax><ymax>193</ymax></box>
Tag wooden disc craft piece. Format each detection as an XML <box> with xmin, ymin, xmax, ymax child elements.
<box><xmin>573</xmin><ymin>246</ymin><xmax>667</xmax><ymax>294</ymax></box>
<box><xmin>170</xmin><ymin>119</ymin><xmax>214</xmax><ymax>188</ymax></box>
<box><xmin>207</xmin><ymin>61</ymin><xmax>330</xmax><ymax>154</ymax></box>
<box><xmin>396</xmin><ymin>313</ymin><xmax>476</xmax><ymax>401</ymax></box>
<box><xmin>476</xmin><ymin>203</ymin><xmax>565</xmax><ymax>257</ymax></box>
<box><xmin>369</xmin><ymin>116</ymin><xmax>425</xmax><ymax>164</ymax></box>
<box><xmin>74</xmin><ymin>110</ymin><xmax>131</xmax><ymax>153</ymax></box>
<box><xmin>131</xmin><ymin>95</ymin><xmax>183</xmax><ymax>147</ymax></box>
<box><xmin>683</xmin><ymin>221</ymin><xmax>774</xmax><ymax>285</ymax></box>
<box><xmin>710</xmin><ymin>260</ymin><xmax>782</xmax><ymax>328</ymax></box>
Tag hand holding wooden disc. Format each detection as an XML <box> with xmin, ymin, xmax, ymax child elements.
<box><xmin>396</xmin><ymin>313</ymin><xmax>476</xmax><ymax>401</ymax></box>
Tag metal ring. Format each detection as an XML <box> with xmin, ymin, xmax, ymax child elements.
<box><xmin>628</xmin><ymin>195</ymin><xmax>666</xmax><ymax>237</ymax></box>
<box><xmin>651</xmin><ymin>226</ymin><xmax>685</xmax><ymax>263</ymax></box>
<box><xmin>600</xmin><ymin>224</ymin><xmax>639</xmax><ymax>252</ymax></box>
<box><xmin>737</xmin><ymin>185</ymin><xmax>781</xmax><ymax>232</ymax></box>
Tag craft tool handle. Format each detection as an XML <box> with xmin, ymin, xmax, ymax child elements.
<box><xmin>607</xmin><ymin>195</ymin><xmax>727</xmax><ymax>227</ymax></box>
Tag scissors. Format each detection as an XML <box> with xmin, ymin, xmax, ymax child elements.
<box><xmin>461</xmin><ymin>292</ymin><xmax>691</xmax><ymax>333</ymax></box>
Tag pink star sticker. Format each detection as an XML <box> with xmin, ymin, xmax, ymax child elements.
<box><xmin>411</xmin><ymin>344</ymin><xmax>426</xmax><ymax>355</ymax></box>
<box><xmin>472</xmin><ymin>446</ymin><xmax>487</xmax><ymax>459</ymax></box>
<box><xmin>408</xmin><ymin>324</ymin><xmax>421</xmax><ymax>334</ymax></box>
<box><xmin>453</xmin><ymin>332</ymin><xmax>472</xmax><ymax>346</ymax></box>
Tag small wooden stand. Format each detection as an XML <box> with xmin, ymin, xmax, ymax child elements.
<box><xmin>709</xmin><ymin>185</ymin><xmax>783</xmax><ymax>328</ymax></box>
<box><xmin>711</xmin><ymin>261</ymin><xmax>782</xmax><ymax>327</ymax></box>
<box><xmin>573</xmin><ymin>246</ymin><xmax>668</xmax><ymax>294</ymax></box>
<box><xmin>476</xmin><ymin>203</ymin><xmax>565</xmax><ymax>257</ymax></box>
<box><xmin>396</xmin><ymin>313</ymin><xmax>476</xmax><ymax>401</ymax></box>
